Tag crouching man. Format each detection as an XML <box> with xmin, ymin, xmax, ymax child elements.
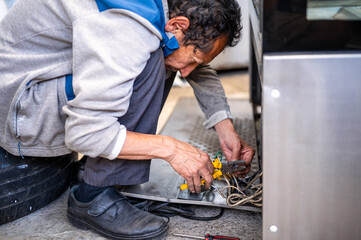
<box><xmin>0</xmin><ymin>0</ymin><xmax>254</xmax><ymax>239</ymax></box>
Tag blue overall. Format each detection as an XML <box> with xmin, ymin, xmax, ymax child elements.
<box><xmin>84</xmin><ymin>49</ymin><xmax>175</xmax><ymax>186</ymax></box>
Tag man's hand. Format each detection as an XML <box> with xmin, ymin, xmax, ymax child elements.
<box><xmin>165</xmin><ymin>137</ymin><xmax>214</xmax><ymax>193</ymax></box>
<box><xmin>118</xmin><ymin>131</ymin><xmax>214</xmax><ymax>194</ymax></box>
<box><xmin>214</xmin><ymin>119</ymin><xmax>255</xmax><ymax>178</ymax></box>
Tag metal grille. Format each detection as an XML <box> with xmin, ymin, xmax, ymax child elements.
<box><xmin>187</xmin><ymin>116</ymin><xmax>259</xmax><ymax>174</ymax></box>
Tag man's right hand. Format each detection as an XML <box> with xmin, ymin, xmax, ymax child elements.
<box><xmin>118</xmin><ymin>132</ymin><xmax>214</xmax><ymax>193</ymax></box>
<box><xmin>164</xmin><ymin>137</ymin><xmax>214</xmax><ymax>193</ymax></box>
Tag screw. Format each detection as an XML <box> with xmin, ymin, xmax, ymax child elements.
<box><xmin>270</xmin><ymin>225</ymin><xmax>278</xmax><ymax>232</ymax></box>
<box><xmin>271</xmin><ymin>89</ymin><xmax>280</xmax><ymax>98</ymax></box>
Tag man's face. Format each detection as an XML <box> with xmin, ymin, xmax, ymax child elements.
<box><xmin>164</xmin><ymin>33</ymin><xmax>227</xmax><ymax>78</ymax></box>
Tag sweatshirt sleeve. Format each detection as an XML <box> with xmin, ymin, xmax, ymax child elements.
<box><xmin>186</xmin><ymin>65</ymin><xmax>232</xmax><ymax>129</ymax></box>
<box><xmin>62</xmin><ymin>10</ymin><xmax>160</xmax><ymax>159</ymax></box>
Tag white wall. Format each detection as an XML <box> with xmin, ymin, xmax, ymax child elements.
<box><xmin>210</xmin><ymin>0</ymin><xmax>250</xmax><ymax>70</ymax></box>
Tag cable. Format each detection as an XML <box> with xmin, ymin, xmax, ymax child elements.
<box><xmin>128</xmin><ymin>198</ymin><xmax>225</xmax><ymax>221</ymax></box>
<box><xmin>214</xmin><ymin>151</ymin><xmax>223</xmax><ymax>162</ymax></box>
<box><xmin>214</xmin><ymin>170</ymin><xmax>263</xmax><ymax>208</ymax></box>
<box><xmin>180</xmin><ymin>208</ymin><xmax>224</xmax><ymax>221</ymax></box>
<box><xmin>210</xmin><ymin>151</ymin><xmax>263</xmax><ymax>208</ymax></box>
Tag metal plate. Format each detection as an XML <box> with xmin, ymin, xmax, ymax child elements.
<box><xmin>262</xmin><ymin>53</ymin><xmax>361</xmax><ymax>239</ymax></box>
<box><xmin>122</xmin><ymin>98</ymin><xmax>261</xmax><ymax>212</ymax></box>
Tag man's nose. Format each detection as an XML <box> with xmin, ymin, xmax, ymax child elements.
<box><xmin>179</xmin><ymin>63</ymin><xmax>198</xmax><ymax>77</ymax></box>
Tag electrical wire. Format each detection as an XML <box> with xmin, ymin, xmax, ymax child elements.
<box><xmin>215</xmin><ymin>170</ymin><xmax>263</xmax><ymax>207</ymax></box>
<box><xmin>210</xmin><ymin>152</ymin><xmax>263</xmax><ymax>208</ymax></box>
<box><xmin>128</xmin><ymin>198</ymin><xmax>225</xmax><ymax>221</ymax></box>
<box><xmin>129</xmin><ymin>151</ymin><xmax>262</xmax><ymax>217</ymax></box>
<box><xmin>214</xmin><ymin>151</ymin><xmax>223</xmax><ymax>162</ymax></box>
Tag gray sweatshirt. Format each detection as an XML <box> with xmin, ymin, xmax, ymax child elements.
<box><xmin>0</xmin><ymin>0</ymin><xmax>232</xmax><ymax>159</ymax></box>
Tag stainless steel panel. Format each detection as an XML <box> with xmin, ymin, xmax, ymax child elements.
<box><xmin>122</xmin><ymin>98</ymin><xmax>261</xmax><ymax>212</ymax></box>
<box><xmin>262</xmin><ymin>53</ymin><xmax>361</xmax><ymax>239</ymax></box>
<box><xmin>249</xmin><ymin>0</ymin><xmax>262</xmax><ymax>71</ymax></box>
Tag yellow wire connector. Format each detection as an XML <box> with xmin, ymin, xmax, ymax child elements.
<box><xmin>179</xmin><ymin>157</ymin><xmax>225</xmax><ymax>190</ymax></box>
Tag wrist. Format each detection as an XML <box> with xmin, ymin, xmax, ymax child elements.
<box><xmin>214</xmin><ymin>118</ymin><xmax>235</xmax><ymax>135</ymax></box>
<box><xmin>153</xmin><ymin>135</ymin><xmax>176</xmax><ymax>162</ymax></box>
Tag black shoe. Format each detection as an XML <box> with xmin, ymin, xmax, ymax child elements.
<box><xmin>67</xmin><ymin>186</ymin><xmax>169</xmax><ymax>239</ymax></box>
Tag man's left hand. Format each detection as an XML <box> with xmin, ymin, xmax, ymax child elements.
<box><xmin>214</xmin><ymin>119</ymin><xmax>255</xmax><ymax>178</ymax></box>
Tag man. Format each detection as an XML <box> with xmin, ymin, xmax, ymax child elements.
<box><xmin>0</xmin><ymin>0</ymin><xmax>254</xmax><ymax>239</ymax></box>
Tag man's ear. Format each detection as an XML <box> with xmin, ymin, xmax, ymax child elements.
<box><xmin>165</xmin><ymin>16</ymin><xmax>190</xmax><ymax>33</ymax></box>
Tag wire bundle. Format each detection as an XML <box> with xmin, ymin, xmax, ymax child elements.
<box><xmin>222</xmin><ymin>171</ymin><xmax>263</xmax><ymax>207</ymax></box>
<box><xmin>213</xmin><ymin>152</ymin><xmax>263</xmax><ymax>207</ymax></box>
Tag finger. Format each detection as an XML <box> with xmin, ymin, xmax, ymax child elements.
<box><xmin>231</xmin><ymin>143</ymin><xmax>241</xmax><ymax>161</ymax></box>
<box><xmin>243</xmin><ymin>153</ymin><xmax>254</xmax><ymax>165</ymax></box>
<box><xmin>233</xmin><ymin>172</ymin><xmax>246</xmax><ymax>178</ymax></box>
<box><xmin>196</xmin><ymin>149</ymin><xmax>213</xmax><ymax>174</ymax></box>
<box><xmin>200</xmin><ymin>169</ymin><xmax>214</xmax><ymax>190</ymax></box>
<box><xmin>232</xmin><ymin>165</ymin><xmax>251</xmax><ymax>177</ymax></box>
<box><xmin>238</xmin><ymin>165</ymin><xmax>251</xmax><ymax>175</ymax></box>
<box><xmin>241</xmin><ymin>146</ymin><xmax>255</xmax><ymax>164</ymax></box>
<box><xmin>201</xmin><ymin>154</ymin><xmax>213</xmax><ymax>174</ymax></box>
<box><xmin>206</xmin><ymin>158</ymin><xmax>214</xmax><ymax>174</ymax></box>
<box><xmin>186</xmin><ymin>178</ymin><xmax>195</xmax><ymax>193</ymax></box>
<box><xmin>193</xmin><ymin>176</ymin><xmax>202</xmax><ymax>193</ymax></box>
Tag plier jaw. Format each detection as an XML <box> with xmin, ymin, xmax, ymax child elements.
<box><xmin>219</xmin><ymin>160</ymin><xmax>246</xmax><ymax>174</ymax></box>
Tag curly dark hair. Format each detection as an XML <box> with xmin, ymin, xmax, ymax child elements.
<box><xmin>168</xmin><ymin>0</ymin><xmax>242</xmax><ymax>53</ymax></box>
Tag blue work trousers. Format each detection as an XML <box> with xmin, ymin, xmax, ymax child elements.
<box><xmin>84</xmin><ymin>49</ymin><xmax>175</xmax><ymax>187</ymax></box>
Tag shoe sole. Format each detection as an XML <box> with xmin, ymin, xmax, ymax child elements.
<box><xmin>67</xmin><ymin>211</ymin><xmax>169</xmax><ymax>240</ymax></box>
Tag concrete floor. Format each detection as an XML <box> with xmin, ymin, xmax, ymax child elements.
<box><xmin>1</xmin><ymin>188</ymin><xmax>262</xmax><ymax>240</ymax></box>
<box><xmin>0</xmin><ymin>70</ymin><xmax>262</xmax><ymax>240</ymax></box>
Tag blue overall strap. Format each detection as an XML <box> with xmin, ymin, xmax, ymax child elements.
<box><xmin>65</xmin><ymin>74</ymin><xmax>75</xmax><ymax>101</ymax></box>
<box><xmin>95</xmin><ymin>0</ymin><xmax>179</xmax><ymax>57</ymax></box>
